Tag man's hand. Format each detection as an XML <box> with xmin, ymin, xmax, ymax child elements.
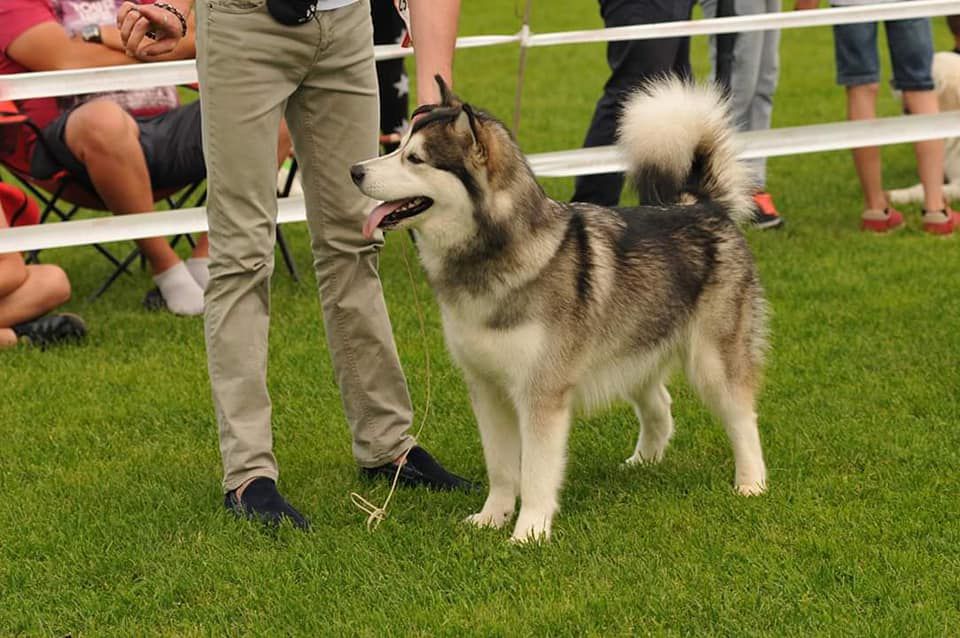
<box><xmin>794</xmin><ymin>0</ymin><xmax>820</xmax><ymax>9</ymax></box>
<box><xmin>118</xmin><ymin>0</ymin><xmax>190</xmax><ymax>59</ymax></box>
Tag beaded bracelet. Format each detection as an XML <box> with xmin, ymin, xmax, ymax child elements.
<box><xmin>147</xmin><ymin>1</ymin><xmax>188</xmax><ymax>39</ymax></box>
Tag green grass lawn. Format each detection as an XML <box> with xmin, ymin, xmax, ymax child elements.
<box><xmin>3</xmin><ymin>4</ymin><xmax>960</xmax><ymax>636</ymax></box>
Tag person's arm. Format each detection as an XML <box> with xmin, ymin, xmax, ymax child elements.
<box><xmin>7</xmin><ymin>16</ymin><xmax>195</xmax><ymax>72</ymax></box>
<box><xmin>408</xmin><ymin>0</ymin><xmax>460</xmax><ymax>106</ymax></box>
<box><xmin>7</xmin><ymin>21</ymin><xmax>137</xmax><ymax>70</ymax></box>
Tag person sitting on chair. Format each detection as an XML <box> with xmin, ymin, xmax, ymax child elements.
<box><xmin>0</xmin><ymin>0</ymin><xmax>291</xmax><ymax>314</ymax></box>
<box><xmin>1</xmin><ymin>182</ymin><xmax>87</xmax><ymax>348</ymax></box>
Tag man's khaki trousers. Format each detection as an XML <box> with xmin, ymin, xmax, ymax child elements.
<box><xmin>197</xmin><ymin>0</ymin><xmax>414</xmax><ymax>491</ymax></box>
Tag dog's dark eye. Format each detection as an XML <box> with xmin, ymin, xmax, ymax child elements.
<box><xmin>407</xmin><ymin>154</ymin><xmax>424</xmax><ymax>165</ymax></box>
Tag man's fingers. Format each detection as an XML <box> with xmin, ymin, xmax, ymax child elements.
<box><xmin>116</xmin><ymin>1</ymin><xmax>138</xmax><ymax>26</ymax></box>
<box><xmin>137</xmin><ymin>38</ymin><xmax>178</xmax><ymax>59</ymax></box>
<box><xmin>135</xmin><ymin>4</ymin><xmax>181</xmax><ymax>32</ymax></box>
<box><xmin>119</xmin><ymin>9</ymin><xmax>141</xmax><ymax>44</ymax></box>
<box><xmin>123</xmin><ymin>5</ymin><xmax>181</xmax><ymax>51</ymax></box>
<box><xmin>125</xmin><ymin>15</ymin><xmax>152</xmax><ymax>55</ymax></box>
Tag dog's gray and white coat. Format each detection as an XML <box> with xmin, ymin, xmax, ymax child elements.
<box><xmin>352</xmin><ymin>77</ymin><xmax>768</xmax><ymax>542</ymax></box>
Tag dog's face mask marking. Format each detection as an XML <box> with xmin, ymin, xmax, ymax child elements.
<box><xmin>351</xmin><ymin>77</ymin><xmax>486</xmax><ymax>242</ymax></box>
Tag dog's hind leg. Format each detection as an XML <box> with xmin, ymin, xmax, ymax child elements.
<box><xmin>625</xmin><ymin>380</ymin><xmax>674</xmax><ymax>466</ymax></box>
<box><xmin>685</xmin><ymin>343</ymin><xmax>767</xmax><ymax>496</ymax></box>
<box><xmin>511</xmin><ymin>392</ymin><xmax>573</xmax><ymax>543</ymax></box>
<box><xmin>464</xmin><ymin>375</ymin><xmax>520</xmax><ymax>530</ymax></box>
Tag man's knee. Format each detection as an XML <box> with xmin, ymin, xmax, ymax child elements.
<box><xmin>33</xmin><ymin>264</ymin><xmax>72</xmax><ymax>308</ymax></box>
<box><xmin>64</xmin><ymin>99</ymin><xmax>139</xmax><ymax>161</ymax></box>
<box><xmin>0</xmin><ymin>258</ymin><xmax>28</xmax><ymax>299</ymax></box>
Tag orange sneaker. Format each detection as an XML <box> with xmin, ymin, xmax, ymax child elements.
<box><xmin>921</xmin><ymin>207</ymin><xmax>960</xmax><ymax>235</ymax></box>
<box><xmin>751</xmin><ymin>192</ymin><xmax>784</xmax><ymax>230</ymax></box>
<box><xmin>860</xmin><ymin>207</ymin><xmax>904</xmax><ymax>233</ymax></box>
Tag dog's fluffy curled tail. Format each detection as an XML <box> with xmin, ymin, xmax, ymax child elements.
<box><xmin>617</xmin><ymin>77</ymin><xmax>753</xmax><ymax>224</ymax></box>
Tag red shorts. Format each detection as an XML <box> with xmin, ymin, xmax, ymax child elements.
<box><xmin>0</xmin><ymin>182</ymin><xmax>40</xmax><ymax>227</ymax></box>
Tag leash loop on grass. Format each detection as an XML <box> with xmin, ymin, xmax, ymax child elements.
<box><xmin>350</xmin><ymin>235</ymin><xmax>432</xmax><ymax>532</ymax></box>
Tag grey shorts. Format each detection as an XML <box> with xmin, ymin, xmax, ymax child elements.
<box><xmin>30</xmin><ymin>100</ymin><xmax>206</xmax><ymax>192</ymax></box>
<box><xmin>832</xmin><ymin>17</ymin><xmax>934</xmax><ymax>90</ymax></box>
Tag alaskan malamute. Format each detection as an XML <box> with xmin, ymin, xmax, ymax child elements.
<box><xmin>351</xmin><ymin>77</ymin><xmax>768</xmax><ymax>542</ymax></box>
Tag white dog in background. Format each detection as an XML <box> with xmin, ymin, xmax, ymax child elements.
<box><xmin>887</xmin><ymin>52</ymin><xmax>960</xmax><ymax>205</ymax></box>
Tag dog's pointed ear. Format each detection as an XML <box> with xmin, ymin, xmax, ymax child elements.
<box><xmin>454</xmin><ymin>104</ymin><xmax>486</xmax><ymax>160</ymax></box>
<box><xmin>435</xmin><ymin>74</ymin><xmax>462</xmax><ymax>108</ymax></box>
<box><xmin>454</xmin><ymin>104</ymin><xmax>478</xmax><ymax>143</ymax></box>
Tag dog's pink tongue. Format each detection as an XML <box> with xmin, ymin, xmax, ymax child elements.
<box><xmin>363</xmin><ymin>200</ymin><xmax>404</xmax><ymax>239</ymax></box>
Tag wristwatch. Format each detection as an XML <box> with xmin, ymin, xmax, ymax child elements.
<box><xmin>80</xmin><ymin>23</ymin><xmax>103</xmax><ymax>44</ymax></box>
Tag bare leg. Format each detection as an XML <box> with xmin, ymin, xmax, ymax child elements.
<box><xmin>903</xmin><ymin>89</ymin><xmax>946</xmax><ymax>211</ymax></box>
<box><xmin>192</xmin><ymin>234</ymin><xmax>209</xmax><ymax>259</ymax></box>
<box><xmin>0</xmin><ymin>265</ymin><xmax>71</xmax><ymax>329</ymax></box>
<box><xmin>847</xmin><ymin>83</ymin><xmax>887</xmax><ymax>211</ymax></box>
<box><xmin>625</xmin><ymin>380</ymin><xmax>674</xmax><ymax>466</ymax></box>
<box><xmin>64</xmin><ymin>99</ymin><xmax>180</xmax><ymax>274</ymax></box>
<box><xmin>464</xmin><ymin>375</ymin><xmax>521</xmax><ymax>529</ymax></box>
<box><xmin>512</xmin><ymin>393</ymin><xmax>573</xmax><ymax>542</ymax></box>
<box><xmin>277</xmin><ymin>119</ymin><xmax>293</xmax><ymax>167</ymax></box>
<box><xmin>0</xmin><ymin>329</ymin><xmax>15</xmax><ymax>347</ymax></box>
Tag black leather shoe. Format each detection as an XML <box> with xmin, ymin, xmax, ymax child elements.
<box><xmin>362</xmin><ymin>446</ymin><xmax>479</xmax><ymax>492</ymax></box>
<box><xmin>224</xmin><ymin>477</ymin><xmax>309</xmax><ymax>530</ymax></box>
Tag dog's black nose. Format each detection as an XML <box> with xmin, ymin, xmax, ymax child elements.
<box><xmin>350</xmin><ymin>164</ymin><xmax>365</xmax><ymax>186</ymax></box>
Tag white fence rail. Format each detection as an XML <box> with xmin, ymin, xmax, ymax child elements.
<box><xmin>2</xmin><ymin>1</ymin><xmax>959</xmax><ymax>253</ymax></box>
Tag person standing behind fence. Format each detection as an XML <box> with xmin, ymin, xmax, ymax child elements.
<box><xmin>372</xmin><ymin>0</ymin><xmax>410</xmax><ymax>153</ymax></box>
<box><xmin>701</xmin><ymin>0</ymin><xmax>785</xmax><ymax>229</ymax></box>
<box><xmin>572</xmin><ymin>0</ymin><xmax>697</xmax><ymax>207</ymax></box>
<box><xmin>796</xmin><ymin>0</ymin><xmax>958</xmax><ymax>234</ymax></box>
<box><xmin>119</xmin><ymin>0</ymin><xmax>472</xmax><ymax>529</ymax></box>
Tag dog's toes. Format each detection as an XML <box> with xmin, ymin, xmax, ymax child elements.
<box><xmin>508</xmin><ymin>529</ymin><xmax>549</xmax><ymax>545</ymax></box>
<box><xmin>623</xmin><ymin>449</ymin><xmax>664</xmax><ymax>467</ymax></box>
<box><xmin>735</xmin><ymin>481</ymin><xmax>767</xmax><ymax>496</ymax></box>
<box><xmin>465</xmin><ymin>509</ymin><xmax>512</xmax><ymax>529</ymax></box>
<box><xmin>510</xmin><ymin>513</ymin><xmax>551</xmax><ymax>543</ymax></box>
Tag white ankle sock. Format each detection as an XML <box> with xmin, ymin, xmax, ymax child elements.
<box><xmin>186</xmin><ymin>257</ymin><xmax>210</xmax><ymax>291</ymax></box>
<box><xmin>153</xmin><ymin>261</ymin><xmax>204</xmax><ymax>316</ymax></box>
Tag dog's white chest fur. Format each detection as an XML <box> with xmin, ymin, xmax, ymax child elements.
<box><xmin>440</xmin><ymin>301</ymin><xmax>544</xmax><ymax>384</ymax></box>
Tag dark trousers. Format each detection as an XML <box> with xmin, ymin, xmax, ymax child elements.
<box><xmin>371</xmin><ymin>0</ymin><xmax>408</xmax><ymax>153</ymax></box>
<box><xmin>572</xmin><ymin>0</ymin><xmax>696</xmax><ymax>206</ymax></box>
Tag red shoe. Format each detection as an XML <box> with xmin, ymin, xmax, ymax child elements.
<box><xmin>921</xmin><ymin>207</ymin><xmax>960</xmax><ymax>235</ymax></box>
<box><xmin>860</xmin><ymin>207</ymin><xmax>904</xmax><ymax>233</ymax></box>
<box><xmin>751</xmin><ymin>192</ymin><xmax>784</xmax><ymax>230</ymax></box>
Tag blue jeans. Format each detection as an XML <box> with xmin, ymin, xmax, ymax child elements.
<box><xmin>832</xmin><ymin>17</ymin><xmax>934</xmax><ymax>90</ymax></box>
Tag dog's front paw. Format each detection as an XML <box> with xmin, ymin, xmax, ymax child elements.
<box><xmin>623</xmin><ymin>448</ymin><xmax>664</xmax><ymax>467</ymax></box>
<box><xmin>735</xmin><ymin>480</ymin><xmax>767</xmax><ymax>496</ymax></box>
<box><xmin>464</xmin><ymin>508</ymin><xmax>513</xmax><ymax>529</ymax></box>
<box><xmin>510</xmin><ymin>511</ymin><xmax>552</xmax><ymax>544</ymax></box>
<box><xmin>624</xmin><ymin>434</ymin><xmax>670</xmax><ymax>467</ymax></box>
